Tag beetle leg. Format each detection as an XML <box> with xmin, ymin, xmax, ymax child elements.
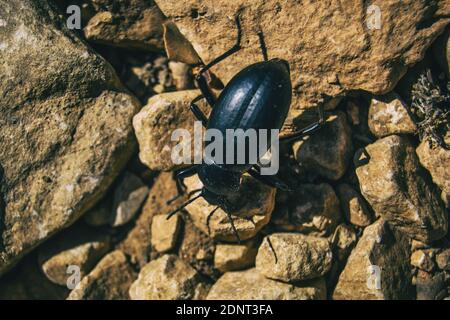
<box><xmin>167</xmin><ymin>191</ymin><xmax>203</xmax><ymax>220</ymax></box>
<box><xmin>194</xmin><ymin>13</ymin><xmax>243</xmax><ymax>107</ymax></box>
<box><xmin>190</xmin><ymin>95</ymin><xmax>209</xmax><ymax>127</ymax></box>
<box><xmin>247</xmin><ymin>167</ymin><xmax>292</xmax><ymax>192</ymax></box>
<box><xmin>167</xmin><ymin>166</ymin><xmax>199</xmax><ymax>205</ymax></box>
<box><xmin>279</xmin><ymin>104</ymin><xmax>325</xmax><ymax>143</ymax></box>
<box><xmin>199</xmin><ymin>13</ymin><xmax>242</xmax><ymax>75</ymax></box>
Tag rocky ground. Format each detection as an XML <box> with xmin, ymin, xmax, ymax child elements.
<box><xmin>0</xmin><ymin>0</ymin><xmax>449</xmax><ymax>300</ymax></box>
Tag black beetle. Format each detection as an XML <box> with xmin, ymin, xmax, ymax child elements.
<box><xmin>166</xmin><ymin>14</ymin><xmax>324</xmax><ymax>241</ymax></box>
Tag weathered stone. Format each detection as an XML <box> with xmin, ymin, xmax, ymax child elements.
<box><xmin>214</xmin><ymin>239</ymin><xmax>258</xmax><ymax>272</ymax></box>
<box><xmin>184</xmin><ymin>175</ymin><xmax>275</xmax><ymax>242</ymax></box>
<box><xmin>333</xmin><ymin>219</ymin><xmax>414</xmax><ymax>300</ymax></box>
<box><xmin>411</xmin><ymin>250</ymin><xmax>436</xmax><ymax>272</ymax></box>
<box><xmin>416</xmin><ymin>270</ymin><xmax>447</xmax><ymax>300</ymax></box>
<box><xmin>336</xmin><ymin>183</ymin><xmax>374</xmax><ymax>227</ymax></box>
<box><xmin>118</xmin><ymin>172</ymin><xmax>184</xmax><ymax>267</ymax></box>
<box><xmin>67</xmin><ymin>250</ymin><xmax>136</xmax><ymax>300</ymax></box>
<box><xmin>169</xmin><ymin>61</ymin><xmax>194</xmax><ymax>90</ymax></box>
<box><xmin>354</xmin><ymin>135</ymin><xmax>447</xmax><ymax>242</ymax></box>
<box><xmin>0</xmin><ymin>0</ymin><xmax>140</xmax><ymax>275</ymax></box>
<box><xmin>151</xmin><ymin>214</ymin><xmax>182</xmax><ymax>253</ymax></box>
<box><xmin>368</xmin><ymin>92</ymin><xmax>417</xmax><ymax>137</ymax></box>
<box><xmin>133</xmin><ymin>90</ymin><xmax>209</xmax><ymax>171</ymax></box>
<box><xmin>111</xmin><ymin>171</ymin><xmax>149</xmax><ymax>227</ymax></box>
<box><xmin>207</xmin><ymin>269</ymin><xmax>326</xmax><ymax>300</ymax></box>
<box><xmin>38</xmin><ymin>225</ymin><xmax>110</xmax><ymax>286</ymax></box>
<box><xmin>293</xmin><ymin>112</ymin><xmax>352</xmax><ymax>180</ymax></box>
<box><xmin>436</xmin><ymin>249</ymin><xmax>450</xmax><ymax>271</ymax></box>
<box><xmin>129</xmin><ymin>254</ymin><xmax>201</xmax><ymax>300</ymax></box>
<box><xmin>416</xmin><ymin>132</ymin><xmax>450</xmax><ymax>204</ymax></box>
<box><xmin>256</xmin><ymin>233</ymin><xmax>333</xmax><ymax>282</ymax></box>
<box><xmin>272</xmin><ymin>183</ymin><xmax>340</xmax><ymax>237</ymax></box>
<box><xmin>155</xmin><ymin>0</ymin><xmax>449</xmax><ymax>113</ymax></box>
<box><xmin>331</xmin><ymin>224</ymin><xmax>358</xmax><ymax>262</ymax></box>
<box><xmin>84</xmin><ymin>0</ymin><xmax>166</xmax><ymax>51</ymax></box>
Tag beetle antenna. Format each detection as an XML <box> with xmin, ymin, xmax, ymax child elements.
<box><xmin>206</xmin><ymin>206</ymin><xmax>220</xmax><ymax>236</ymax></box>
<box><xmin>224</xmin><ymin>209</ymin><xmax>241</xmax><ymax>244</ymax></box>
<box><xmin>166</xmin><ymin>190</ymin><xmax>203</xmax><ymax>220</ymax></box>
<box><xmin>266</xmin><ymin>236</ymin><xmax>278</xmax><ymax>264</ymax></box>
<box><xmin>257</xmin><ymin>31</ymin><xmax>269</xmax><ymax>62</ymax></box>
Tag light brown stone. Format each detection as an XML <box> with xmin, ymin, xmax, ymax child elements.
<box><xmin>256</xmin><ymin>233</ymin><xmax>333</xmax><ymax>282</ymax></box>
<box><xmin>38</xmin><ymin>225</ymin><xmax>110</xmax><ymax>286</ymax></box>
<box><xmin>111</xmin><ymin>171</ymin><xmax>149</xmax><ymax>227</ymax></box>
<box><xmin>151</xmin><ymin>214</ymin><xmax>182</xmax><ymax>253</ymax></box>
<box><xmin>354</xmin><ymin>135</ymin><xmax>447</xmax><ymax>242</ymax></box>
<box><xmin>214</xmin><ymin>239</ymin><xmax>258</xmax><ymax>272</ymax></box>
<box><xmin>336</xmin><ymin>183</ymin><xmax>374</xmax><ymax>227</ymax></box>
<box><xmin>67</xmin><ymin>250</ymin><xmax>136</xmax><ymax>300</ymax></box>
<box><xmin>155</xmin><ymin>0</ymin><xmax>449</xmax><ymax>113</ymax></box>
<box><xmin>333</xmin><ymin>219</ymin><xmax>414</xmax><ymax>300</ymax></box>
<box><xmin>207</xmin><ymin>268</ymin><xmax>326</xmax><ymax>300</ymax></box>
<box><xmin>416</xmin><ymin>132</ymin><xmax>450</xmax><ymax>204</ymax></box>
<box><xmin>129</xmin><ymin>254</ymin><xmax>201</xmax><ymax>300</ymax></box>
<box><xmin>133</xmin><ymin>90</ymin><xmax>209</xmax><ymax>171</ymax></box>
<box><xmin>0</xmin><ymin>0</ymin><xmax>140</xmax><ymax>275</ymax></box>
<box><xmin>368</xmin><ymin>92</ymin><xmax>417</xmax><ymax>137</ymax></box>
<box><xmin>84</xmin><ymin>0</ymin><xmax>166</xmax><ymax>51</ymax></box>
<box><xmin>411</xmin><ymin>250</ymin><xmax>435</xmax><ymax>272</ymax></box>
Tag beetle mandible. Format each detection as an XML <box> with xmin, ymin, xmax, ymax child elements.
<box><xmin>166</xmin><ymin>13</ymin><xmax>325</xmax><ymax>242</ymax></box>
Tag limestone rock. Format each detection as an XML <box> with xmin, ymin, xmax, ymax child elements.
<box><xmin>184</xmin><ymin>175</ymin><xmax>275</xmax><ymax>242</ymax></box>
<box><xmin>293</xmin><ymin>112</ymin><xmax>352</xmax><ymax>180</ymax></box>
<box><xmin>67</xmin><ymin>250</ymin><xmax>136</xmax><ymax>300</ymax></box>
<box><xmin>118</xmin><ymin>172</ymin><xmax>183</xmax><ymax>267</ymax></box>
<box><xmin>256</xmin><ymin>233</ymin><xmax>333</xmax><ymax>282</ymax></box>
<box><xmin>354</xmin><ymin>135</ymin><xmax>447</xmax><ymax>242</ymax></box>
<box><xmin>155</xmin><ymin>0</ymin><xmax>449</xmax><ymax>112</ymax></box>
<box><xmin>416</xmin><ymin>132</ymin><xmax>450</xmax><ymax>204</ymax></box>
<box><xmin>84</xmin><ymin>0</ymin><xmax>166</xmax><ymax>51</ymax></box>
<box><xmin>111</xmin><ymin>171</ymin><xmax>149</xmax><ymax>227</ymax></box>
<box><xmin>336</xmin><ymin>183</ymin><xmax>374</xmax><ymax>227</ymax></box>
<box><xmin>436</xmin><ymin>249</ymin><xmax>450</xmax><ymax>271</ymax></box>
<box><xmin>410</xmin><ymin>250</ymin><xmax>436</xmax><ymax>272</ymax></box>
<box><xmin>272</xmin><ymin>183</ymin><xmax>340</xmax><ymax>237</ymax></box>
<box><xmin>331</xmin><ymin>224</ymin><xmax>358</xmax><ymax>262</ymax></box>
<box><xmin>0</xmin><ymin>0</ymin><xmax>140</xmax><ymax>275</ymax></box>
<box><xmin>129</xmin><ymin>254</ymin><xmax>201</xmax><ymax>300</ymax></box>
<box><xmin>133</xmin><ymin>90</ymin><xmax>209</xmax><ymax>171</ymax></box>
<box><xmin>38</xmin><ymin>225</ymin><xmax>110</xmax><ymax>286</ymax></box>
<box><xmin>333</xmin><ymin>219</ymin><xmax>414</xmax><ymax>300</ymax></box>
<box><xmin>151</xmin><ymin>214</ymin><xmax>182</xmax><ymax>253</ymax></box>
<box><xmin>214</xmin><ymin>239</ymin><xmax>258</xmax><ymax>272</ymax></box>
<box><xmin>207</xmin><ymin>269</ymin><xmax>326</xmax><ymax>300</ymax></box>
<box><xmin>368</xmin><ymin>92</ymin><xmax>417</xmax><ymax>137</ymax></box>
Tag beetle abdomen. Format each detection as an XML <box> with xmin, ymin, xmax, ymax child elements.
<box><xmin>205</xmin><ymin>59</ymin><xmax>292</xmax><ymax>169</ymax></box>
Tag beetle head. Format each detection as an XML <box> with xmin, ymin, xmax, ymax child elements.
<box><xmin>270</xmin><ymin>58</ymin><xmax>290</xmax><ymax>74</ymax></box>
